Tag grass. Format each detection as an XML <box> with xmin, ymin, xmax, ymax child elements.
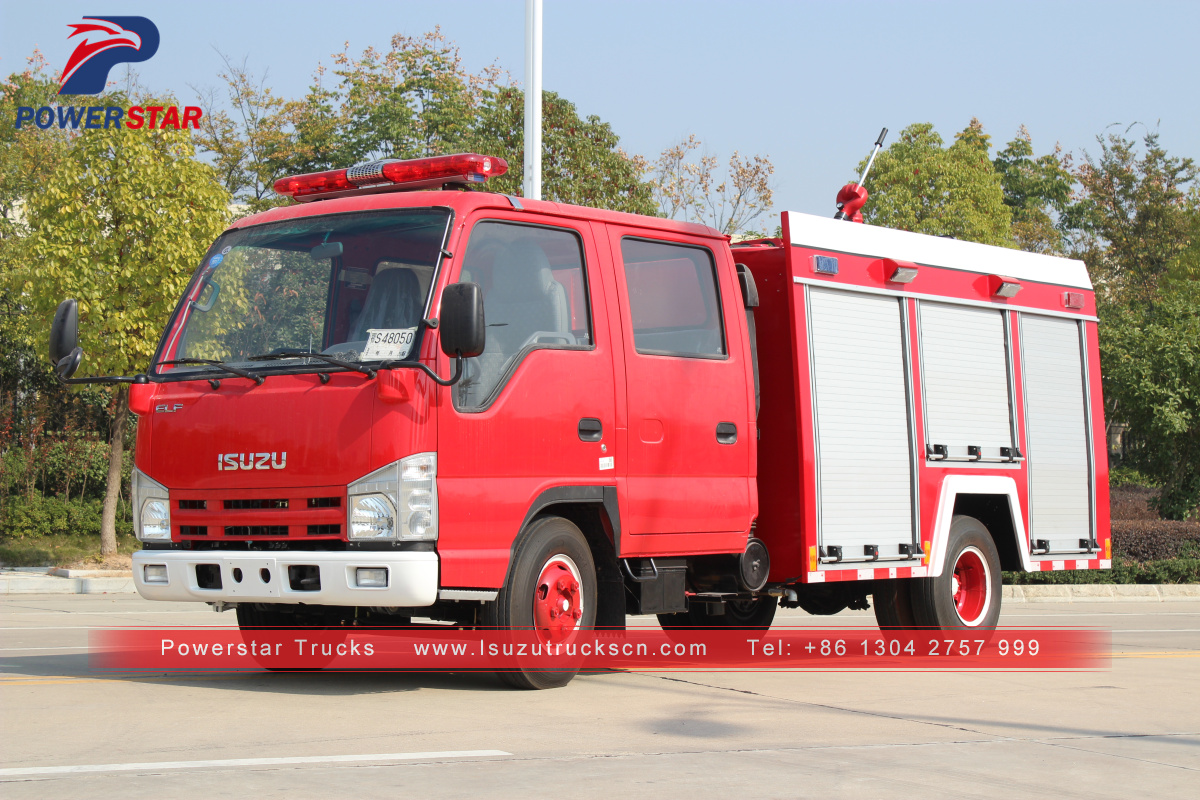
<box><xmin>0</xmin><ymin>532</ymin><xmax>140</xmax><ymax>569</ymax></box>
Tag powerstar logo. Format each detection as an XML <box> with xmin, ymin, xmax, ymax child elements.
<box><xmin>14</xmin><ymin>16</ymin><xmax>203</xmax><ymax>131</ymax></box>
<box><xmin>58</xmin><ymin>16</ymin><xmax>159</xmax><ymax>95</ymax></box>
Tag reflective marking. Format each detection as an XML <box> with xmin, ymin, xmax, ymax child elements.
<box><xmin>0</xmin><ymin>750</ymin><xmax>512</xmax><ymax>778</ymax></box>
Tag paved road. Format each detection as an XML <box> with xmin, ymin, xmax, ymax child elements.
<box><xmin>1</xmin><ymin>595</ymin><xmax>1196</xmax><ymax>799</ymax></box>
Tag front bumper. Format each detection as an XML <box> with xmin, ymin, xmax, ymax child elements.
<box><xmin>132</xmin><ymin>549</ymin><xmax>438</xmax><ymax>606</ymax></box>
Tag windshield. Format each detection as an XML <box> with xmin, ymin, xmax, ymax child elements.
<box><xmin>155</xmin><ymin>208</ymin><xmax>452</xmax><ymax>376</ymax></box>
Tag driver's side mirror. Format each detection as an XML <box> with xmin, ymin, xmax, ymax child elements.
<box><xmin>439</xmin><ymin>282</ymin><xmax>485</xmax><ymax>359</ymax></box>
<box><xmin>48</xmin><ymin>298</ymin><xmax>83</xmax><ymax>380</ymax></box>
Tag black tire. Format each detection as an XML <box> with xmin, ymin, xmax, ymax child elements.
<box><xmin>236</xmin><ymin>604</ymin><xmax>340</xmax><ymax>670</ymax></box>
<box><xmin>911</xmin><ymin>516</ymin><xmax>1002</xmax><ymax>631</ymax></box>
<box><xmin>873</xmin><ymin>579</ymin><xmax>918</xmax><ymax>629</ymax></box>
<box><xmin>658</xmin><ymin>596</ymin><xmax>777</xmax><ymax>631</ymax></box>
<box><xmin>486</xmin><ymin>516</ymin><xmax>597</xmax><ymax>690</ymax></box>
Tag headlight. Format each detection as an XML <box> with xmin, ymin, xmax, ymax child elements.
<box><xmin>349</xmin><ymin>493</ymin><xmax>396</xmax><ymax>539</ymax></box>
<box><xmin>347</xmin><ymin>453</ymin><xmax>437</xmax><ymax>541</ymax></box>
<box><xmin>132</xmin><ymin>468</ymin><xmax>171</xmax><ymax>541</ymax></box>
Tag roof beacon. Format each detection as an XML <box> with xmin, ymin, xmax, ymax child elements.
<box><xmin>833</xmin><ymin>128</ymin><xmax>888</xmax><ymax>223</ymax></box>
<box><xmin>274</xmin><ymin>153</ymin><xmax>509</xmax><ymax>202</ymax></box>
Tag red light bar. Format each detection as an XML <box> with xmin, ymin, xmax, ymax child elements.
<box><xmin>274</xmin><ymin>153</ymin><xmax>509</xmax><ymax>201</ymax></box>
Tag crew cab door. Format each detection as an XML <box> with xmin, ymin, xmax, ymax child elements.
<box><xmin>604</xmin><ymin>226</ymin><xmax>754</xmax><ymax>551</ymax></box>
<box><xmin>436</xmin><ymin>214</ymin><xmax>618</xmax><ymax>587</ymax></box>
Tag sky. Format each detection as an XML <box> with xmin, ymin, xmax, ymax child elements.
<box><xmin>3</xmin><ymin>0</ymin><xmax>1198</xmax><ymax>229</ymax></box>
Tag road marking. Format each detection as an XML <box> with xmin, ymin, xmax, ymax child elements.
<box><xmin>0</xmin><ymin>750</ymin><xmax>511</xmax><ymax>778</ymax></box>
<box><xmin>0</xmin><ymin>646</ymin><xmax>87</xmax><ymax>652</ymax></box>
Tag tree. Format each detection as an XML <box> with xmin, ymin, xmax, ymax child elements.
<box><xmin>1101</xmin><ymin>280</ymin><xmax>1200</xmax><ymax>519</ymax></box>
<box><xmin>467</xmin><ymin>86</ymin><xmax>655</xmax><ymax>215</ymax></box>
<box><xmin>649</xmin><ymin>135</ymin><xmax>775</xmax><ymax>235</ymax></box>
<box><xmin>993</xmin><ymin>126</ymin><xmax>1074</xmax><ymax>254</ymax></box>
<box><xmin>1063</xmin><ymin>126</ymin><xmax>1198</xmax><ymax>301</ymax></box>
<box><xmin>857</xmin><ymin>120</ymin><xmax>1014</xmax><ymax>247</ymax></box>
<box><xmin>20</xmin><ymin>104</ymin><xmax>230</xmax><ymax>554</ymax></box>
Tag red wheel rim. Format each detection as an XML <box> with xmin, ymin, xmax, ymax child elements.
<box><xmin>532</xmin><ymin>555</ymin><xmax>583</xmax><ymax>643</ymax></box>
<box><xmin>951</xmin><ymin>546</ymin><xmax>991</xmax><ymax>626</ymax></box>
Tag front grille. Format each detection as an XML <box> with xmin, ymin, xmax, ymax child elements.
<box><xmin>307</xmin><ymin>497</ymin><xmax>340</xmax><ymax>508</ymax></box>
<box><xmin>224</xmin><ymin>499</ymin><xmax>289</xmax><ymax>510</ymax></box>
<box><xmin>172</xmin><ymin>488</ymin><xmax>345</xmax><ymax>540</ymax></box>
<box><xmin>223</xmin><ymin>525</ymin><xmax>288</xmax><ymax>537</ymax></box>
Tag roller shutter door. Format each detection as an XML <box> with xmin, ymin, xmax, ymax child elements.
<box><xmin>919</xmin><ymin>303</ymin><xmax>1014</xmax><ymax>459</ymax></box>
<box><xmin>1021</xmin><ymin>314</ymin><xmax>1092</xmax><ymax>552</ymax></box>
<box><xmin>808</xmin><ymin>288</ymin><xmax>913</xmax><ymax>561</ymax></box>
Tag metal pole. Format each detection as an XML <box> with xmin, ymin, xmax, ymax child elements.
<box><xmin>523</xmin><ymin>0</ymin><xmax>543</xmax><ymax>200</ymax></box>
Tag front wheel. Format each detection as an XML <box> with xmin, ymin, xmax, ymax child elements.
<box><xmin>911</xmin><ymin>516</ymin><xmax>1002</xmax><ymax>630</ymax></box>
<box><xmin>485</xmin><ymin>516</ymin><xmax>597</xmax><ymax>690</ymax></box>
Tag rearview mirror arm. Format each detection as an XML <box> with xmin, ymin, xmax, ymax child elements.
<box><xmin>378</xmin><ymin>354</ymin><xmax>465</xmax><ymax>387</ymax></box>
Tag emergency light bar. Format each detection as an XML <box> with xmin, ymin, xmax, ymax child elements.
<box><xmin>274</xmin><ymin>153</ymin><xmax>509</xmax><ymax>202</ymax></box>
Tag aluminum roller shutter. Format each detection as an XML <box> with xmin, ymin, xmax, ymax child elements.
<box><xmin>1021</xmin><ymin>314</ymin><xmax>1091</xmax><ymax>553</ymax></box>
<box><xmin>808</xmin><ymin>288</ymin><xmax>913</xmax><ymax>561</ymax></box>
<box><xmin>919</xmin><ymin>303</ymin><xmax>1014</xmax><ymax>460</ymax></box>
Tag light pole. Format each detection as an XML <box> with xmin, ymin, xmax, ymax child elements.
<box><xmin>523</xmin><ymin>0</ymin><xmax>543</xmax><ymax>201</ymax></box>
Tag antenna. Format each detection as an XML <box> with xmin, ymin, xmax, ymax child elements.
<box><xmin>834</xmin><ymin>127</ymin><xmax>888</xmax><ymax>222</ymax></box>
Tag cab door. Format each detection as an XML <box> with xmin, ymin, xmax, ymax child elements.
<box><xmin>436</xmin><ymin>214</ymin><xmax>618</xmax><ymax>587</ymax></box>
<box><xmin>604</xmin><ymin>226</ymin><xmax>754</xmax><ymax>553</ymax></box>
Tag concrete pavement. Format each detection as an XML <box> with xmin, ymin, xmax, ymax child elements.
<box><xmin>0</xmin><ymin>594</ymin><xmax>1197</xmax><ymax>798</ymax></box>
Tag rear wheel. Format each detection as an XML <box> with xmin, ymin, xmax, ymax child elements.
<box><xmin>486</xmin><ymin>516</ymin><xmax>597</xmax><ymax>690</ymax></box>
<box><xmin>911</xmin><ymin>516</ymin><xmax>1002</xmax><ymax>630</ymax></box>
<box><xmin>873</xmin><ymin>579</ymin><xmax>918</xmax><ymax>629</ymax></box>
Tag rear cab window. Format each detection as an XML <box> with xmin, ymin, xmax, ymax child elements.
<box><xmin>619</xmin><ymin>237</ymin><xmax>726</xmax><ymax>359</ymax></box>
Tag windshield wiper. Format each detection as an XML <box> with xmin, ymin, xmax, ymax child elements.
<box><xmin>158</xmin><ymin>358</ymin><xmax>265</xmax><ymax>385</ymax></box>
<box><xmin>247</xmin><ymin>349</ymin><xmax>376</xmax><ymax>378</ymax></box>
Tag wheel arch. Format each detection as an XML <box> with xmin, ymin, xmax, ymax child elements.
<box><xmin>501</xmin><ymin>486</ymin><xmax>625</xmax><ymax>628</ymax></box>
<box><xmin>928</xmin><ymin>476</ymin><xmax>1031</xmax><ymax>577</ymax></box>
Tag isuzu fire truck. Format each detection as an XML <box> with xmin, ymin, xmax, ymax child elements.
<box><xmin>48</xmin><ymin>152</ymin><xmax>1110</xmax><ymax>688</ymax></box>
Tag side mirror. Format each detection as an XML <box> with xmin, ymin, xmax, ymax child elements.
<box><xmin>49</xmin><ymin>299</ymin><xmax>83</xmax><ymax>380</ymax></box>
<box><xmin>439</xmin><ymin>282</ymin><xmax>485</xmax><ymax>358</ymax></box>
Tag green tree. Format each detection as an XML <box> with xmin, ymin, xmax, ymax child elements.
<box><xmin>858</xmin><ymin>120</ymin><xmax>1014</xmax><ymax>246</ymax></box>
<box><xmin>1063</xmin><ymin>126</ymin><xmax>1198</xmax><ymax>301</ymax></box>
<box><xmin>1101</xmin><ymin>280</ymin><xmax>1200</xmax><ymax>519</ymax></box>
<box><xmin>467</xmin><ymin>86</ymin><xmax>654</xmax><ymax>215</ymax></box>
<box><xmin>20</xmin><ymin>104</ymin><xmax>230</xmax><ymax>554</ymax></box>
<box><xmin>993</xmin><ymin>126</ymin><xmax>1074</xmax><ymax>254</ymax></box>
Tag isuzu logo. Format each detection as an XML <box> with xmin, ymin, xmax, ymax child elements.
<box><xmin>218</xmin><ymin>452</ymin><xmax>287</xmax><ymax>471</ymax></box>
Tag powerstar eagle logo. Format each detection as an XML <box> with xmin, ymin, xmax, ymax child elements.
<box><xmin>14</xmin><ymin>16</ymin><xmax>203</xmax><ymax>131</ymax></box>
<box><xmin>58</xmin><ymin>16</ymin><xmax>160</xmax><ymax>96</ymax></box>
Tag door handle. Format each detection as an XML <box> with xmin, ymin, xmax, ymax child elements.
<box><xmin>578</xmin><ymin>418</ymin><xmax>603</xmax><ymax>442</ymax></box>
<box><xmin>716</xmin><ymin>422</ymin><xmax>737</xmax><ymax>444</ymax></box>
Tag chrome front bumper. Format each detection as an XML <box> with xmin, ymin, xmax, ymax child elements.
<box><xmin>132</xmin><ymin>549</ymin><xmax>438</xmax><ymax>606</ymax></box>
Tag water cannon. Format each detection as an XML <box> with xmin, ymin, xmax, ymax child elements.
<box><xmin>834</xmin><ymin>128</ymin><xmax>888</xmax><ymax>223</ymax></box>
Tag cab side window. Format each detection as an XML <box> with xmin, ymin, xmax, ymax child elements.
<box><xmin>454</xmin><ymin>222</ymin><xmax>591</xmax><ymax>410</ymax></box>
<box><xmin>620</xmin><ymin>238</ymin><xmax>726</xmax><ymax>358</ymax></box>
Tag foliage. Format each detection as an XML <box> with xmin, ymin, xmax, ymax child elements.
<box><xmin>1109</xmin><ymin>465</ymin><xmax>1157</xmax><ymax>489</ymax></box>
<box><xmin>196</xmin><ymin>31</ymin><xmax>656</xmax><ymax>217</ymax></box>
<box><xmin>0</xmin><ymin>495</ymin><xmax>136</xmax><ymax>567</ymax></box>
<box><xmin>993</xmin><ymin>125</ymin><xmax>1074</xmax><ymax>253</ymax></box>
<box><xmin>467</xmin><ymin>86</ymin><xmax>655</xmax><ymax>215</ymax></box>
<box><xmin>1101</xmin><ymin>280</ymin><xmax>1200</xmax><ymax>519</ymax></box>
<box><xmin>649</xmin><ymin>134</ymin><xmax>774</xmax><ymax>235</ymax></box>
<box><xmin>857</xmin><ymin>120</ymin><xmax>1013</xmax><ymax>246</ymax></box>
<box><xmin>20</xmin><ymin>97</ymin><xmax>231</xmax><ymax>377</ymax></box>
<box><xmin>1063</xmin><ymin>127</ymin><xmax>1198</xmax><ymax>301</ymax></box>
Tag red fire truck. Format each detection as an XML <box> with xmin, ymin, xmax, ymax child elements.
<box><xmin>48</xmin><ymin>153</ymin><xmax>1109</xmax><ymax>688</ymax></box>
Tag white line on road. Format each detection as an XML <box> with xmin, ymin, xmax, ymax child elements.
<box><xmin>0</xmin><ymin>750</ymin><xmax>512</xmax><ymax>778</ymax></box>
<box><xmin>0</xmin><ymin>646</ymin><xmax>87</xmax><ymax>652</ymax></box>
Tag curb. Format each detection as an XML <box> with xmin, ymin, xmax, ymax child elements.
<box><xmin>0</xmin><ymin>571</ymin><xmax>136</xmax><ymax>595</ymax></box>
<box><xmin>1003</xmin><ymin>584</ymin><xmax>1200</xmax><ymax>602</ymax></box>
